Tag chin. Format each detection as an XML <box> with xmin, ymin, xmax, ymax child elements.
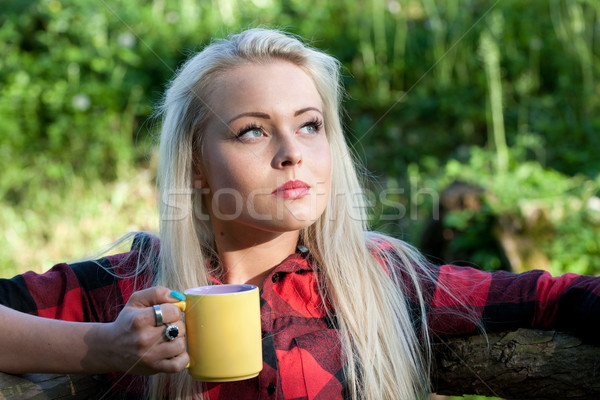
<box><xmin>242</xmin><ymin>201</ymin><xmax>326</xmax><ymax>232</ymax></box>
<box><xmin>268</xmin><ymin>216</ymin><xmax>319</xmax><ymax>232</ymax></box>
<box><xmin>251</xmin><ymin>210</ymin><xmax>321</xmax><ymax>233</ymax></box>
<box><xmin>283</xmin><ymin>206</ymin><xmax>323</xmax><ymax>226</ymax></box>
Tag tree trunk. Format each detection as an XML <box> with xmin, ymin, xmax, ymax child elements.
<box><xmin>432</xmin><ymin>328</ymin><xmax>600</xmax><ymax>399</ymax></box>
<box><xmin>1</xmin><ymin>329</ymin><xmax>598</xmax><ymax>399</ymax></box>
<box><xmin>0</xmin><ymin>372</ymin><xmax>108</xmax><ymax>399</ymax></box>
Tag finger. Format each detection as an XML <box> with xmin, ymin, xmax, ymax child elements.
<box><xmin>154</xmin><ymin>349</ymin><xmax>190</xmax><ymax>373</ymax></box>
<box><xmin>127</xmin><ymin>286</ymin><xmax>176</xmax><ymax>309</ymax></box>
<box><xmin>158</xmin><ymin>320</ymin><xmax>186</xmax><ymax>340</ymax></box>
<box><xmin>147</xmin><ymin>325</ymin><xmax>187</xmax><ymax>362</ymax></box>
<box><xmin>154</xmin><ymin>332</ymin><xmax>186</xmax><ymax>356</ymax></box>
<box><xmin>134</xmin><ymin>324</ymin><xmax>186</xmax><ymax>369</ymax></box>
<box><xmin>158</xmin><ymin>303</ymin><xmax>185</xmax><ymax>325</ymax></box>
<box><xmin>145</xmin><ymin>303</ymin><xmax>184</xmax><ymax>328</ymax></box>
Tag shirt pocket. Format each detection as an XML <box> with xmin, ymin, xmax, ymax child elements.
<box><xmin>288</xmin><ymin>329</ymin><xmax>345</xmax><ymax>400</ymax></box>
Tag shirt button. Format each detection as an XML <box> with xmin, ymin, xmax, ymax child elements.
<box><xmin>267</xmin><ymin>383</ymin><xmax>276</xmax><ymax>394</ymax></box>
<box><xmin>271</xmin><ymin>273</ymin><xmax>280</xmax><ymax>283</ymax></box>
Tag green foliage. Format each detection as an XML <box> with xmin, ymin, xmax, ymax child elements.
<box><xmin>2</xmin><ymin>0</ymin><xmax>598</xmax><ymax>201</ymax></box>
<box><xmin>437</xmin><ymin>144</ymin><xmax>600</xmax><ymax>275</ymax></box>
<box><xmin>0</xmin><ymin>167</ymin><xmax>159</xmax><ymax>276</ymax></box>
<box><xmin>354</xmin><ymin>0</ymin><xmax>600</xmax><ymax>177</ymax></box>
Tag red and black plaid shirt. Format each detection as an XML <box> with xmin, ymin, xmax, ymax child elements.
<box><xmin>1</xmin><ymin>235</ymin><xmax>599</xmax><ymax>399</ymax></box>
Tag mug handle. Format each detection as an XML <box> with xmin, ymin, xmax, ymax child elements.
<box><xmin>174</xmin><ymin>301</ymin><xmax>187</xmax><ymax>312</ymax></box>
<box><xmin>172</xmin><ymin>300</ymin><xmax>190</xmax><ymax>369</ymax></box>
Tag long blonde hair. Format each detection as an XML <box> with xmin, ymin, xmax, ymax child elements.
<box><xmin>152</xmin><ymin>28</ymin><xmax>434</xmax><ymax>399</ymax></box>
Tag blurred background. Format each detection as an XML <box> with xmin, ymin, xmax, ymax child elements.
<box><xmin>1</xmin><ymin>0</ymin><xmax>599</xmax><ymax>293</ymax></box>
<box><xmin>1</xmin><ymin>1</ymin><xmax>599</xmax><ymax>398</ymax></box>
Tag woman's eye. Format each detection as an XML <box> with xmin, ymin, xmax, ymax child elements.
<box><xmin>298</xmin><ymin>119</ymin><xmax>323</xmax><ymax>135</ymax></box>
<box><xmin>299</xmin><ymin>125</ymin><xmax>316</xmax><ymax>134</ymax></box>
<box><xmin>237</xmin><ymin>127</ymin><xmax>264</xmax><ymax>140</ymax></box>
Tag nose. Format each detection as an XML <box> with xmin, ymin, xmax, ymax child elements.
<box><xmin>271</xmin><ymin>135</ymin><xmax>302</xmax><ymax>169</ymax></box>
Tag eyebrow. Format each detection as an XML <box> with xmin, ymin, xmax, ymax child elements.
<box><xmin>227</xmin><ymin>112</ymin><xmax>270</xmax><ymax>124</ymax></box>
<box><xmin>227</xmin><ymin>107</ymin><xmax>323</xmax><ymax>124</ymax></box>
<box><xmin>294</xmin><ymin>107</ymin><xmax>323</xmax><ymax>117</ymax></box>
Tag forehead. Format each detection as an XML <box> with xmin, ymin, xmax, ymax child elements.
<box><xmin>206</xmin><ymin>61</ymin><xmax>323</xmax><ymax>118</ymax></box>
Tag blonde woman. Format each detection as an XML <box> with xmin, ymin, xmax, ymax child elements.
<box><xmin>1</xmin><ymin>28</ymin><xmax>599</xmax><ymax>400</ymax></box>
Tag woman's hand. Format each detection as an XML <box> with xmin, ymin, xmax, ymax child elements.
<box><xmin>94</xmin><ymin>286</ymin><xmax>189</xmax><ymax>375</ymax></box>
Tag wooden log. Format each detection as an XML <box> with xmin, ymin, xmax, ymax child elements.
<box><xmin>1</xmin><ymin>329</ymin><xmax>599</xmax><ymax>399</ymax></box>
<box><xmin>432</xmin><ymin>329</ymin><xmax>600</xmax><ymax>399</ymax></box>
<box><xmin>0</xmin><ymin>372</ymin><xmax>108</xmax><ymax>399</ymax></box>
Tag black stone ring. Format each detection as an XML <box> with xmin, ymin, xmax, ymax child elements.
<box><xmin>153</xmin><ymin>305</ymin><xmax>163</xmax><ymax>326</ymax></box>
<box><xmin>165</xmin><ymin>324</ymin><xmax>179</xmax><ymax>341</ymax></box>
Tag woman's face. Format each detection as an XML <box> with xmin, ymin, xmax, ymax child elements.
<box><xmin>195</xmin><ymin>61</ymin><xmax>331</xmax><ymax>237</ymax></box>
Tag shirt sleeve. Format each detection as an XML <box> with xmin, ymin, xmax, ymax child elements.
<box><xmin>0</xmin><ymin>251</ymin><xmax>151</xmax><ymax>323</ymax></box>
<box><xmin>425</xmin><ymin>264</ymin><xmax>600</xmax><ymax>343</ymax></box>
<box><xmin>0</xmin><ymin>262</ymin><xmax>88</xmax><ymax>321</ymax></box>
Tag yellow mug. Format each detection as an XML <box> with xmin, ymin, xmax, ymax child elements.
<box><xmin>174</xmin><ymin>284</ymin><xmax>263</xmax><ymax>382</ymax></box>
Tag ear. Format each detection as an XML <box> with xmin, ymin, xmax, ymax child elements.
<box><xmin>193</xmin><ymin>175</ymin><xmax>205</xmax><ymax>189</ymax></box>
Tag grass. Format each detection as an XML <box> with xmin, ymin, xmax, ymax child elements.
<box><xmin>0</xmin><ymin>166</ymin><xmax>159</xmax><ymax>277</ymax></box>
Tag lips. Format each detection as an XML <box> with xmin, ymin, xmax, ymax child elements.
<box><xmin>272</xmin><ymin>180</ymin><xmax>310</xmax><ymax>199</ymax></box>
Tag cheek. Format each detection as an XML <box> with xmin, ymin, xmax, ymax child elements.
<box><xmin>312</xmin><ymin>145</ymin><xmax>332</xmax><ymax>212</ymax></box>
<box><xmin>314</xmin><ymin>143</ymin><xmax>332</xmax><ymax>182</ymax></box>
<box><xmin>204</xmin><ymin>164</ymin><xmax>255</xmax><ymax>218</ymax></box>
<box><xmin>203</xmin><ymin>147</ymin><xmax>244</xmax><ymax>189</ymax></box>
<box><xmin>205</xmin><ymin>153</ymin><xmax>270</xmax><ymax>200</ymax></box>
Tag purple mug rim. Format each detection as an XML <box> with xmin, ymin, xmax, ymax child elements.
<box><xmin>183</xmin><ymin>284</ymin><xmax>257</xmax><ymax>296</ymax></box>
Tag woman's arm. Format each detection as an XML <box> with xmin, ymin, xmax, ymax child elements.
<box><xmin>425</xmin><ymin>265</ymin><xmax>600</xmax><ymax>342</ymax></box>
<box><xmin>0</xmin><ymin>286</ymin><xmax>189</xmax><ymax>375</ymax></box>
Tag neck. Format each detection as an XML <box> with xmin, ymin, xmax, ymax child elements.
<box><xmin>212</xmin><ymin>226</ymin><xmax>300</xmax><ymax>286</ymax></box>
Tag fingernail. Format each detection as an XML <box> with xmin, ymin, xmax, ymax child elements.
<box><xmin>170</xmin><ymin>291</ymin><xmax>186</xmax><ymax>301</ymax></box>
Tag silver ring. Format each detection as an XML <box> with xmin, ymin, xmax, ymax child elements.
<box><xmin>165</xmin><ymin>324</ymin><xmax>179</xmax><ymax>341</ymax></box>
<box><xmin>153</xmin><ymin>305</ymin><xmax>163</xmax><ymax>326</ymax></box>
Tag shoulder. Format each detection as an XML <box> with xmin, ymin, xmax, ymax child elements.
<box><xmin>364</xmin><ymin>231</ymin><xmax>435</xmax><ymax>275</ymax></box>
<box><xmin>363</xmin><ymin>232</ymin><xmax>442</xmax><ymax>300</ymax></box>
<box><xmin>102</xmin><ymin>232</ymin><xmax>160</xmax><ymax>274</ymax></box>
<box><xmin>69</xmin><ymin>232</ymin><xmax>160</xmax><ymax>291</ymax></box>
<box><xmin>364</xmin><ymin>232</ymin><xmax>401</xmax><ymax>269</ymax></box>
